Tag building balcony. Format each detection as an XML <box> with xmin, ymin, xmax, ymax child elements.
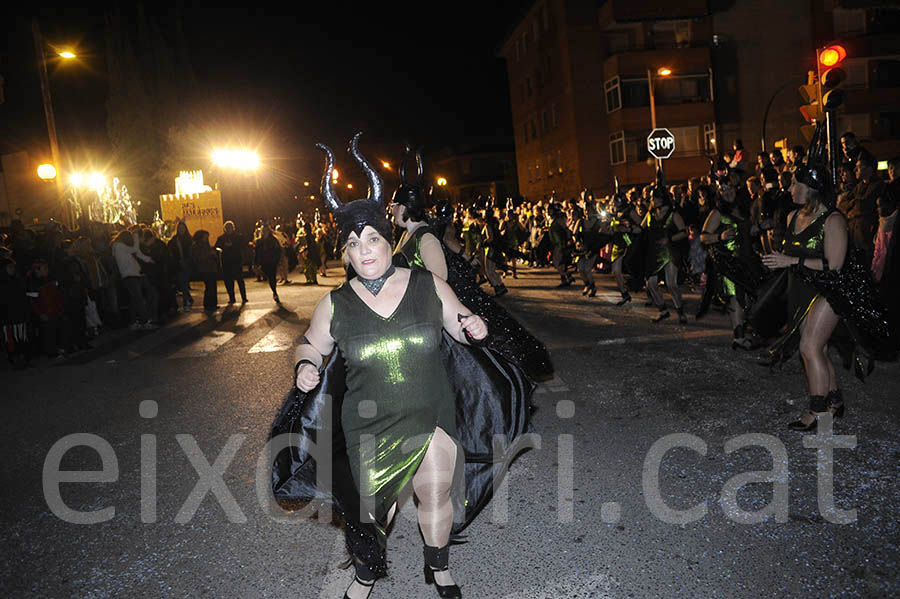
<box><xmin>598</xmin><ymin>0</ymin><xmax>709</xmax><ymax>31</ymax></box>
<box><xmin>603</xmin><ymin>47</ymin><xmax>712</xmax><ymax>80</ymax></box>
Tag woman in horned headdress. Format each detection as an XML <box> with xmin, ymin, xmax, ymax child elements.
<box><xmin>392</xmin><ymin>144</ymin><xmax>554</xmax><ymax>381</ymax></box>
<box><xmin>271</xmin><ymin>133</ymin><xmax>531</xmax><ymax>599</ymax></box>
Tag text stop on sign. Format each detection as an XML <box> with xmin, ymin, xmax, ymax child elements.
<box><xmin>647</xmin><ymin>128</ymin><xmax>676</xmax><ymax>159</ymax></box>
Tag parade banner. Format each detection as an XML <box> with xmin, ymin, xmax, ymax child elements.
<box><xmin>159</xmin><ymin>190</ymin><xmax>224</xmax><ymax>240</ymax></box>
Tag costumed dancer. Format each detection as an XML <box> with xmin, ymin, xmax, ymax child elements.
<box><xmin>761</xmin><ymin>164</ymin><xmax>895</xmax><ymax>431</ymax></box>
<box><xmin>608</xmin><ymin>180</ymin><xmax>644</xmax><ymax>305</ymax></box>
<box><xmin>270</xmin><ymin>133</ymin><xmax>533</xmax><ymax>599</ymax></box>
<box><xmin>642</xmin><ymin>184</ymin><xmax>689</xmax><ymax>323</ymax></box>
<box><xmin>699</xmin><ymin>179</ymin><xmax>758</xmax><ymax>349</ymax></box>
<box><xmin>574</xmin><ymin>190</ymin><xmax>605</xmax><ymax>297</ymax></box>
<box><xmin>392</xmin><ymin>144</ymin><xmax>554</xmax><ymax>382</ymax></box>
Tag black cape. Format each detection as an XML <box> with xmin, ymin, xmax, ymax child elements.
<box><xmin>269</xmin><ymin>331</ymin><xmax>535</xmax><ymax>577</ymax></box>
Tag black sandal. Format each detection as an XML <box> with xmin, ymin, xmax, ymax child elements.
<box><xmin>423</xmin><ymin>544</ymin><xmax>461</xmax><ymax>598</ymax></box>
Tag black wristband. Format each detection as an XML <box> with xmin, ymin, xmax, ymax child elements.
<box><xmin>294</xmin><ymin>359</ymin><xmax>317</xmax><ymax>382</ymax></box>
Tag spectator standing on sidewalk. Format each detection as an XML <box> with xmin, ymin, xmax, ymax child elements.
<box><xmin>191</xmin><ymin>230</ymin><xmax>219</xmax><ymax>312</ymax></box>
<box><xmin>848</xmin><ymin>154</ymin><xmax>884</xmax><ymax>264</ymax></box>
<box><xmin>215</xmin><ymin>221</ymin><xmax>248</xmax><ymax>304</ymax></box>
<box><xmin>167</xmin><ymin>221</ymin><xmax>194</xmax><ymax>311</ymax></box>
<box><xmin>112</xmin><ymin>230</ymin><xmax>158</xmax><ymax>330</ymax></box>
<box><xmin>141</xmin><ymin>229</ymin><xmax>177</xmax><ymax>319</ymax></box>
<box><xmin>1</xmin><ymin>252</ymin><xmax>30</xmax><ymax>368</ymax></box>
<box><xmin>255</xmin><ymin>223</ymin><xmax>283</xmax><ymax>304</ymax></box>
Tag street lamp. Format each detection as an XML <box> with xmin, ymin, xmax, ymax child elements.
<box><xmin>211</xmin><ymin>149</ymin><xmax>260</xmax><ymax>171</ymax></box>
<box><xmin>647</xmin><ymin>66</ymin><xmax>672</xmax><ymax>130</ymax></box>
<box><xmin>436</xmin><ymin>177</ymin><xmax>447</xmax><ymax>187</ymax></box>
<box><xmin>382</xmin><ymin>161</ymin><xmax>391</xmax><ymax>169</ymax></box>
<box><xmin>37</xmin><ymin>164</ymin><xmax>57</xmax><ymax>180</ymax></box>
<box><xmin>57</xmin><ymin>50</ymin><xmax>76</xmax><ymax>59</ymax></box>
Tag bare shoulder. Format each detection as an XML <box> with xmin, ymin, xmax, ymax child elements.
<box><xmin>825</xmin><ymin>210</ymin><xmax>847</xmax><ymax>231</ymax></box>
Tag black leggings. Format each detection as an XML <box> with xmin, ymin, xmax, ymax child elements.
<box><xmin>262</xmin><ymin>264</ymin><xmax>278</xmax><ymax>294</ymax></box>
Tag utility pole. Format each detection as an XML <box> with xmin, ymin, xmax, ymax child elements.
<box><xmin>32</xmin><ymin>18</ymin><xmax>68</xmax><ymax>227</ymax></box>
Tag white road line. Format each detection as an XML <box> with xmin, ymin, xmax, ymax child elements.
<box><xmin>596</xmin><ymin>328</ymin><xmax>732</xmax><ymax>346</ymax></box>
<box><xmin>235</xmin><ymin>307</ymin><xmax>270</xmax><ymax>327</ymax></box>
<box><xmin>536</xmin><ymin>374</ymin><xmax>569</xmax><ymax>394</ymax></box>
<box><xmin>125</xmin><ymin>312</ymin><xmax>207</xmax><ymax>359</ymax></box>
<box><xmin>248</xmin><ymin>319</ymin><xmax>303</xmax><ymax>354</ymax></box>
<box><xmin>168</xmin><ymin>330</ymin><xmax>236</xmax><ymax>359</ymax></box>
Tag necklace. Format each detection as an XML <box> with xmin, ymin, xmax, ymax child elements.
<box><xmin>358</xmin><ymin>264</ymin><xmax>396</xmax><ymax>296</ymax></box>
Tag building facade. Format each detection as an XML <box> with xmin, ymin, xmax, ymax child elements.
<box><xmin>427</xmin><ymin>144</ymin><xmax>518</xmax><ymax>206</ymax></box>
<box><xmin>500</xmin><ymin>0</ymin><xmax>899</xmax><ymax>198</ymax></box>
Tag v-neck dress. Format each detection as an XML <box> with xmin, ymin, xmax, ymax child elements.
<box><xmin>329</xmin><ymin>268</ymin><xmax>456</xmax><ymax>525</ymax></box>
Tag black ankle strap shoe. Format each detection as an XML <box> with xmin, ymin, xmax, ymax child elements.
<box><xmin>423</xmin><ymin>545</ymin><xmax>462</xmax><ymax>598</ymax></box>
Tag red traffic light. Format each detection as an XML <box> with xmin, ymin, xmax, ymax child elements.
<box><xmin>819</xmin><ymin>45</ymin><xmax>847</xmax><ymax>67</ymax></box>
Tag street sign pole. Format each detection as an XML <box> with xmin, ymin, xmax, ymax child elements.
<box><xmin>647</xmin><ymin>128</ymin><xmax>675</xmax><ymax>187</ymax></box>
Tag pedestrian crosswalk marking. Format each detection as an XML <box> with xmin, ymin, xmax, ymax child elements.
<box><xmin>248</xmin><ymin>320</ymin><xmax>303</xmax><ymax>354</ymax></box>
<box><xmin>125</xmin><ymin>312</ymin><xmax>207</xmax><ymax>359</ymax></box>
<box><xmin>536</xmin><ymin>374</ymin><xmax>569</xmax><ymax>394</ymax></box>
<box><xmin>597</xmin><ymin>328</ymin><xmax>732</xmax><ymax>346</ymax></box>
<box><xmin>168</xmin><ymin>330</ymin><xmax>236</xmax><ymax>359</ymax></box>
<box><xmin>235</xmin><ymin>308</ymin><xmax>270</xmax><ymax>328</ymax></box>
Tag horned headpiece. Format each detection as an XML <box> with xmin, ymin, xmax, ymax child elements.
<box><xmin>316</xmin><ymin>131</ymin><xmax>392</xmax><ymax>246</ymax></box>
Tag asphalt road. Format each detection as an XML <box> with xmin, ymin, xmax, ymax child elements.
<box><xmin>2</xmin><ymin>264</ymin><xmax>899</xmax><ymax>598</ymax></box>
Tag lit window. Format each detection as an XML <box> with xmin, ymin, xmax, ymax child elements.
<box><xmin>551</xmin><ymin>103</ymin><xmax>559</xmax><ymax>128</ymax></box>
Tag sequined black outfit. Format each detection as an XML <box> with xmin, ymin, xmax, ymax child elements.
<box><xmin>394</xmin><ymin>225</ymin><xmax>554</xmax><ymax>381</ymax></box>
<box><xmin>763</xmin><ymin>209</ymin><xmax>896</xmax><ymax>376</ymax></box>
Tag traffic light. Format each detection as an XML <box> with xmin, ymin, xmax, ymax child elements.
<box><xmin>819</xmin><ymin>44</ymin><xmax>847</xmax><ymax>111</ymax></box>
<box><xmin>799</xmin><ymin>71</ymin><xmax>821</xmax><ymax>142</ymax></box>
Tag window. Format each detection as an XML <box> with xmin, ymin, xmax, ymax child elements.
<box><xmin>522</xmin><ymin>32</ymin><xmax>527</xmax><ymax>54</ymax></box>
<box><xmin>537</xmin><ymin>69</ymin><xmax>544</xmax><ymax>90</ymax></box>
<box><xmin>674</xmin><ymin>20</ymin><xmax>692</xmax><ymax>47</ymax></box>
<box><xmin>871</xmin><ymin>60</ymin><xmax>900</xmax><ymax>89</ymax></box>
<box><xmin>533</xmin><ymin>19</ymin><xmax>539</xmax><ymax>42</ymax></box>
<box><xmin>609</xmin><ymin>131</ymin><xmax>626</xmax><ymax>165</ymax></box>
<box><xmin>837</xmin><ymin>113</ymin><xmax>871</xmax><ymax>139</ymax></box>
<box><xmin>556</xmin><ymin>150</ymin><xmax>563</xmax><ymax>174</ymax></box>
<box><xmin>669</xmin><ymin>126</ymin><xmax>702</xmax><ymax>156</ymax></box>
<box><xmin>535</xmin><ymin>159</ymin><xmax>541</xmax><ymax>180</ymax></box>
<box><xmin>703</xmin><ymin>123</ymin><xmax>717</xmax><ymax>155</ymax></box>
<box><xmin>520</xmin><ymin>82</ymin><xmax>526</xmax><ymax>102</ymax></box>
<box><xmin>542</xmin><ymin>110</ymin><xmax>549</xmax><ymax>134</ymax></box>
<box><xmin>605</xmin><ymin>76</ymin><xmax>621</xmax><ymax>113</ymax></box>
<box><xmin>546</xmin><ymin>153</ymin><xmax>553</xmax><ymax>177</ymax></box>
<box><xmin>551</xmin><ymin>103</ymin><xmax>559</xmax><ymax>128</ymax></box>
<box><xmin>842</xmin><ymin>59</ymin><xmax>868</xmax><ymax>89</ymax></box>
<box><xmin>527</xmin><ymin>163</ymin><xmax>534</xmax><ymax>183</ymax></box>
<box><xmin>654</xmin><ymin>74</ymin><xmax>712</xmax><ymax>104</ymax></box>
<box><xmin>621</xmin><ymin>78</ymin><xmax>650</xmax><ymax>107</ymax></box>
<box><xmin>530</xmin><ymin>119</ymin><xmax>537</xmax><ymax>139</ymax></box>
<box><xmin>546</xmin><ymin>55</ymin><xmax>553</xmax><ymax>82</ymax></box>
<box><xmin>526</xmin><ymin>77</ymin><xmax>533</xmax><ymax>97</ymax></box>
<box><xmin>833</xmin><ymin>8</ymin><xmax>866</xmax><ymax>36</ymax></box>
<box><xmin>876</xmin><ymin>112</ymin><xmax>900</xmax><ymax>139</ymax></box>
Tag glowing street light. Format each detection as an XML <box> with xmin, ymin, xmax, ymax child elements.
<box><xmin>657</xmin><ymin>67</ymin><xmax>672</xmax><ymax>77</ymax></box>
<box><xmin>70</xmin><ymin>172</ymin><xmax>84</xmax><ymax>187</ymax></box>
<box><xmin>57</xmin><ymin>50</ymin><xmax>76</xmax><ymax>59</ymax></box>
<box><xmin>436</xmin><ymin>177</ymin><xmax>447</xmax><ymax>186</ymax></box>
<box><xmin>347</xmin><ymin>183</ymin><xmax>354</xmax><ymax>189</ymax></box>
<box><xmin>37</xmin><ymin>163</ymin><xmax>57</xmax><ymax>180</ymax></box>
<box><xmin>89</xmin><ymin>172</ymin><xmax>106</xmax><ymax>189</ymax></box>
<box><xmin>382</xmin><ymin>161</ymin><xmax>391</xmax><ymax>169</ymax></box>
<box><xmin>331</xmin><ymin>168</ymin><xmax>339</xmax><ymax>182</ymax></box>
<box><xmin>303</xmin><ymin>181</ymin><xmax>310</xmax><ymax>187</ymax></box>
<box><xmin>211</xmin><ymin>149</ymin><xmax>261</xmax><ymax>171</ymax></box>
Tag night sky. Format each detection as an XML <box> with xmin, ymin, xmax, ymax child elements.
<box><xmin>2</xmin><ymin>2</ymin><xmax>531</xmax><ymax>183</ymax></box>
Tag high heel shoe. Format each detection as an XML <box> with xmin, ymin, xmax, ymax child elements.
<box><xmin>614</xmin><ymin>293</ymin><xmax>631</xmax><ymax>306</ymax></box>
<box><xmin>423</xmin><ymin>545</ymin><xmax>461</xmax><ymax>598</ymax></box>
<box><xmin>343</xmin><ymin>576</ymin><xmax>375</xmax><ymax>599</ymax></box>
<box><xmin>827</xmin><ymin>389</ymin><xmax>845</xmax><ymax>419</ymax></box>
<box><xmin>788</xmin><ymin>395</ymin><xmax>828</xmax><ymax>431</ymax></box>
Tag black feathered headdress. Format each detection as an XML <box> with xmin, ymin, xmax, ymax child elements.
<box><xmin>316</xmin><ymin>132</ymin><xmax>392</xmax><ymax>247</ymax></box>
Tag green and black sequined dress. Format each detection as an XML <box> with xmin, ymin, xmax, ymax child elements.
<box><xmin>644</xmin><ymin>207</ymin><xmax>680</xmax><ymax>276</ymax></box>
<box><xmin>330</xmin><ymin>269</ymin><xmax>457</xmax><ymax>525</ymax></box>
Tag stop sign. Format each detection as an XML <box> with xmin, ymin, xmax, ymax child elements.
<box><xmin>647</xmin><ymin>128</ymin><xmax>676</xmax><ymax>160</ymax></box>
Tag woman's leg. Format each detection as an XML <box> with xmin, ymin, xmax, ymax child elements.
<box><xmin>663</xmin><ymin>261</ymin><xmax>683</xmax><ymax>310</ymax></box>
<box><xmin>414</xmin><ymin>427</ymin><xmax>459</xmax><ymax>588</ymax></box>
<box><xmin>646</xmin><ymin>274</ymin><xmax>664</xmax><ymax>308</ymax></box>
<box><xmin>612</xmin><ymin>257</ymin><xmax>627</xmax><ymax>294</ymax></box>
<box><xmin>799</xmin><ymin>299</ymin><xmax>840</xmax><ymax>397</ymax></box>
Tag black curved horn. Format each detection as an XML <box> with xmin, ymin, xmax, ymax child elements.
<box><xmin>315</xmin><ymin>143</ymin><xmax>343</xmax><ymax>212</ymax></box>
<box><xmin>399</xmin><ymin>143</ymin><xmax>411</xmax><ymax>185</ymax></box>
<box><xmin>414</xmin><ymin>146</ymin><xmax>424</xmax><ymax>187</ymax></box>
<box><xmin>348</xmin><ymin>131</ymin><xmax>384</xmax><ymax>206</ymax></box>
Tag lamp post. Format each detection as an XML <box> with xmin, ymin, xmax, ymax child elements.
<box><xmin>32</xmin><ymin>19</ymin><xmax>76</xmax><ymax>228</ymax></box>
<box><xmin>647</xmin><ymin>67</ymin><xmax>672</xmax><ymax>178</ymax></box>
